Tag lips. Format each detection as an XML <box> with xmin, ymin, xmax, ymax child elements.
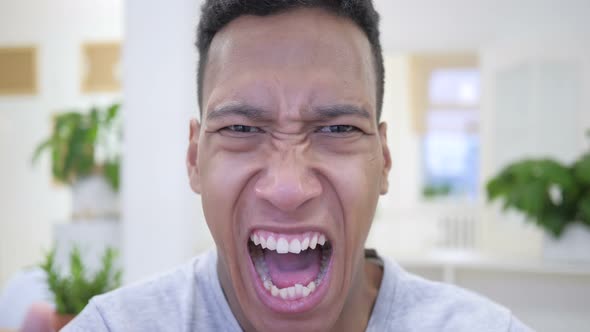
<box><xmin>247</xmin><ymin>229</ymin><xmax>334</xmax><ymax>312</ymax></box>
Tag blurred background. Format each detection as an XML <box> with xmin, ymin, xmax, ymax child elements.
<box><xmin>1</xmin><ymin>0</ymin><xmax>589</xmax><ymax>331</ymax></box>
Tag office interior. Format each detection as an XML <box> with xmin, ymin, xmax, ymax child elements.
<box><xmin>1</xmin><ymin>0</ymin><xmax>589</xmax><ymax>331</ymax></box>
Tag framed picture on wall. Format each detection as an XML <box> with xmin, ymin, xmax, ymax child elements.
<box><xmin>0</xmin><ymin>46</ymin><xmax>37</xmax><ymax>96</ymax></box>
<box><xmin>82</xmin><ymin>41</ymin><xmax>121</xmax><ymax>93</ymax></box>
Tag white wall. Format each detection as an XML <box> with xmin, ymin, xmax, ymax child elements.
<box><xmin>374</xmin><ymin>0</ymin><xmax>590</xmax><ymax>52</ymax></box>
<box><xmin>0</xmin><ymin>0</ymin><xmax>123</xmax><ymax>287</ymax></box>
<box><xmin>122</xmin><ymin>0</ymin><xmax>213</xmax><ymax>282</ymax></box>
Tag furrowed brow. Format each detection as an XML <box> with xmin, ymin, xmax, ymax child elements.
<box><xmin>206</xmin><ymin>103</ymin><xmax>271</xmax><ymax>122</ymax></box>
<box><xmin>311</xmin><ymin>105</ymin><xmax>371</xmax><ymax>121</ymax></box>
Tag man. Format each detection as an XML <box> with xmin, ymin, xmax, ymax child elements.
<box><xmin>65</xmin><ymin>1</ymin><xmax>531</xmax><ymax>331</ymax></box>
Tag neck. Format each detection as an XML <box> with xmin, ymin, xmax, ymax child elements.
<box><xmin>216</xmin><ymin>258</ymin><xmax>258</xmax><ymax>332</ymax></box>
<box><xmin>331</xmin><ymin>257</ymin><xmax>383</xmax><ymax>332</ymax></box>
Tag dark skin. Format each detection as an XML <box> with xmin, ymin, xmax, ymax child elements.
<box><xmin>187</xmin><ymin>8</ymin><xmax>391</xmax><ymax>332</ymax></box>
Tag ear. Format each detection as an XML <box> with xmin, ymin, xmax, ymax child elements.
<box><xmin>378</xmin><ymin>122</ymin><xmax>392</xmax><ymax>195</ymax></box>
<box><xmin>186</xmin><ymin>118</ymin><xmax>202</xmax><ymax>194</ymax></box>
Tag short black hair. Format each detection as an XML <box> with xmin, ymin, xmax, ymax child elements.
<box><xmin>196</xmin><ymin>0</ymin><xmax>384</xmax><ymax>120</ymax></box>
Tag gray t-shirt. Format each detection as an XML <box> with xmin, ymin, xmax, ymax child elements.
<box><xmin>64</xmin><ymin>250</ymin><xmax>532</xmax><ymax>331</ymax></box>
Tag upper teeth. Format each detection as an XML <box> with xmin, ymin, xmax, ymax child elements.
<box><xmin>250</xmin><ymin>231</ymin><xmax>328</xmax><ymax>254</ymax></box>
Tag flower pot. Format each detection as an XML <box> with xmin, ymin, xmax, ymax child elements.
<box><xmin>53</xmin><ymin>313</ymin><xmax>75</xmax><ymax>331</ymax></box>
<box><xmin>543</xmin><ymin>223</ymin><xmax>590</xmax><ymax>263</ymax></box>
<box><xmin>72</xmin><ymin>174</ymin><xmax>119</xmax><ymax>220</ymax></box>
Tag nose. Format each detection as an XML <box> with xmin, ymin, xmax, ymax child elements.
<box><xmin>254</xmin><ymin>150</ymin><xmax>322</xmax><ymax>212</ymax></box>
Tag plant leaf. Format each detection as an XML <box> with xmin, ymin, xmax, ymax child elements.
<box><xmin>486</xmin><ymin>158</ymin><xmax>576</xmax><ymax>236</ymax></box>
<box><xmin>104</xmin><ymin>159</ymin><xmax>120</xmax><ymax>192</ymax></box>
<box><xmin>573</xmin><ymin>153</ymin><xmax>590</xmax><ymax>185</ymax></box>
<box><xmin>32</xmin><ymin>139</ymin><xmax>53</xmax><ymax>165</ymax></box>
<box><xmin>578</xmin><ymin>193</ymin><xmax>590</xmax><ymax>225</ymax></box>
<box><xmin>105</xmin><ymin>103</ymin><xmax>120</xmax><ymax>123</ymax></box>
<box><xmin>39</xmin><ymin>246</ymin><xmax>122</xmax><ymax>315</ymax></box>
<box><xmin>33</xmin><ymin>104</ymin><xmax>121</xmax><ymax>188</ymax></box>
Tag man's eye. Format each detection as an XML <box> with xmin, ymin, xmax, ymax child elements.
<box><xmin>223</xmin><ymin>125</ymin><xmax>263</xmax><ymax>133</ymax></box>
<box><xmin>317</xmin><ymin>125</ymin><xmax>360</xmax><ymax>134</ymax></box>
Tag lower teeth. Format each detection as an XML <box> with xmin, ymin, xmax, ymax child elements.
<box><xmin>250</xmin><ymin>245</ymin><xmax>331</xmax><ymax>300</ymax></box>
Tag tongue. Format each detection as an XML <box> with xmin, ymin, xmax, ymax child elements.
<box><xmin>264</xmin><ymin>248</ymin><xmax>321</xmax><ymax>289</ymax></box>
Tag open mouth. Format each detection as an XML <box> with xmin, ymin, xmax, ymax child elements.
<box><xmin>247</xmin><ymin>230</ymin><xmax>333</xmax><ymax>309</ymax></box>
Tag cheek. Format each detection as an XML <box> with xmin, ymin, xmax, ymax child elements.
<box><xmin>200</xmin><ymin>145</ymin><xmax>259</xmax><ymax>198</ymax></box>
<box><xmin>199</xmin><ymin>148</ymin><xmax>262</xmax><ymax>238</ymax></box>
<box><xmin>317</xmin><ymin>151</ymin><xmax>382</xmax><ymax>237</ymax></box>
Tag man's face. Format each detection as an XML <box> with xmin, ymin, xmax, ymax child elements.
<box><xmin>187</xmin><ymin>8</ymin><xmax>391</xmax><ymax>331</ymax></box>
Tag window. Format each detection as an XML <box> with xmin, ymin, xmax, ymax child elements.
<box><xmin>409</xmin><ymin>55</ymin><xmax>480</xmax><ymax>199</ymax></box>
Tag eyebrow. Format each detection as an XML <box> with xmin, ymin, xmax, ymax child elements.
<box><xmin>206</xmin><ymin>103</ymin><xmax>371</xmax><ymax>122</ymax></box>
<box><xmin>311</xmin><ymin>105</ymin><xmax>371</xmax><ymax>120</ymax></box>
<box><xmin>206</xmin><ymin>103</ymin><xmax>271</xmax><ymax>121</ymax></box>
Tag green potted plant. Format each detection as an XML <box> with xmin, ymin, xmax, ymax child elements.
<box><xmin>422</xmin><ymin>183</ymin><xmax>453</xmax><ymax>200</ymax></box>
<box><xmin>40</xmin><ymin>246</ymin><xmax>122</xmax><ymax>330</ymax></box>
<box><xmin>33</xmin><ymin>103</ymin><xmax>122</xmax><ymax>220</ymax></box>
<box><xmin>486</xmin><ymin>131</ymin><xmax>590</xmax><ymax>261</ymax></box>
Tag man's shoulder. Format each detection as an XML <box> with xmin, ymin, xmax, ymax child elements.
<box><xmin>96</xmin><ymin>253</ymin><xmax>205</xmax><ymax>305</ymax></box>
<box><xmin>374</xmin><ymin>258</ymin><xmax>531</xmax><ymax>331</ymax></box>
<box><xmin>64</xmin><ymin>250</ymin><xmax>219</xmax><ymax>331</ymax></box>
